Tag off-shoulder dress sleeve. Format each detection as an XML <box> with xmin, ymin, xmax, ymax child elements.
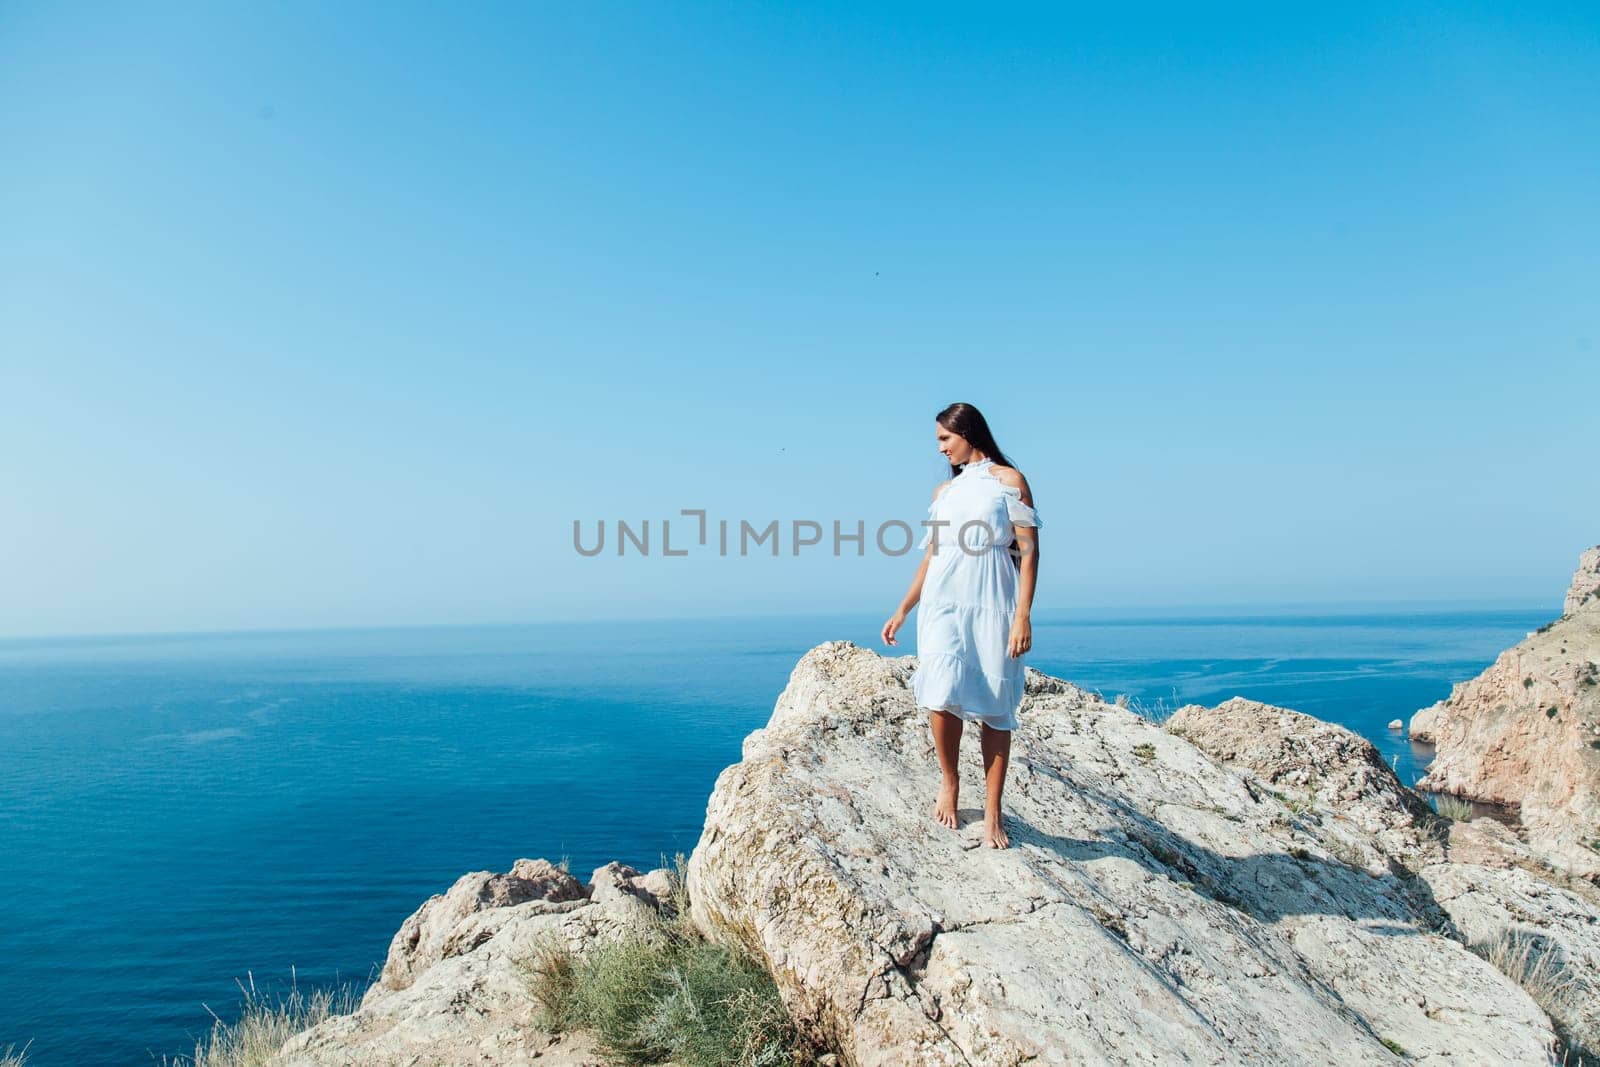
<box><xmin>1001</xmin><ymin>484</ymin><xmax>1042</xmax><ymax>529</ymax></box>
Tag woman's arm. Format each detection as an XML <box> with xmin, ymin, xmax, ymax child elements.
<box><xmin>997</xmin><ymin>468</ymin><xmax>1041</xmax><ymax>657</ymax></box>
<box><xmin>1014</xmin><ymin>521</ymin><xmax>1040</xmax><ymax>617</ymax></box>
<box><xmin>897</xmin><ymin>544</ymin><xmax>936</xmax><ymax>615</ymax></box>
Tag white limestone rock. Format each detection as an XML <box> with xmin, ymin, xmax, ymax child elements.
<box><xmin>276</xmin><ymin>859</ymin><xmax>679</xmax><ymax>1066</ymax></box>
<box><xmin>686</xmin><ymin>641</ymin><xmax>1569</xmax><ymax>1065</ymax></box>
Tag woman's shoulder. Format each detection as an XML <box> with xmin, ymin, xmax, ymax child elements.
<box><xmin>989</xmin><ymin>464</ymin><xmax>1034</xmax><ymax>502</ymax></box>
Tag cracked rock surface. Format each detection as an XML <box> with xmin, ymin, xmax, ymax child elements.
<box><xmin>687</xmin><ymin>641</ymin><xmax>1594</xmax><ymax>1066</ymax></box>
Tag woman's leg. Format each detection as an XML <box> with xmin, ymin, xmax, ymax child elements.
<box><xmin>929</xmin><ymin>708</ymin><xmax>963</xmax><ymax>829</ymax></box>
<box><xmin>980</xmin><ymin>723</ymin><xmax>1012</xmax><ymax>848</ymax></box>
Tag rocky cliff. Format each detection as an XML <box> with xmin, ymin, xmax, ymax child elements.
<box><xmin>1565</xmin><ymin>547</ymin><xmax>1600</xmax><ymax>618</ymax></box>
<box><xmin>1411</xmin><ymin>547</ymin><xmax>1600</xmax><ymax>879</ymax></box>
<box><xmin>688</xmin><ymin>642</ymin><xmax>1598</xmax><ymax>1065</ymax></box>
<box><xmin>278</xmin><ymin>860</ymin><xmax>677</xmax><ymax>1065</ymax></box>
<box><xmin>276</xmin><ymin>641</ymin><xmax>1600</xmax><ymax>1066</ymax></box>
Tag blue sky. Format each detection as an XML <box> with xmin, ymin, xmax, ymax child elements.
<box><xmin>2</xmin><ymin>1</ymin><xmax>1596</xmax><ymax>637</ymax></box>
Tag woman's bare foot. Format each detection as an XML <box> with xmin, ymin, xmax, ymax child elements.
<box><xmin>934</xmin><ymin>777</ymin><xmax>959</xmax><ymax>829</ymax></box>
<box><xmin>983</xmin><ymin>809</ymin><xmax>1009</xmax><ymax>848</ymax></box>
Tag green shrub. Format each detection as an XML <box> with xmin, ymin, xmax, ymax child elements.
<box><xmin>524</xmin><ymin>856</ymin><xmax>812</xmax><ymax>1067</ymax></box>
<box><xmin>1431</xmin><ymin>793</ymin><xmax>1475</xmax><ymax>821</ymax></box>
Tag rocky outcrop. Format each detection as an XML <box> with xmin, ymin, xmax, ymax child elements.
<box><xmin>1167</xmin><ymin>696</ymin><xmax>1435</xmax><ymax>838</ymax></box>
<box><xmin>687</xmin><ymin>641</ymin><xmax>1599</xmax><ymax>1065</ymax></box>
<box><xmin>1179</xmin><ymin>699</ymin><xmax>1600</xmax><ymax>1054</ymax></box>
<box><xmin>1411</xmin><ymin>548</ymin><xmax>1600</xmax><ymax>878</ymax></box>
<box><xmin>1566</xmin><ymin>547</ymin><xmax>1600</xmax><ymax>617</ymax></box>
<box><xmin>371</xmin><ymin>858</ymin><xmax>588</xmax><ymax>994</ymax></box>
<box><xmin>276</xmin><ymin>861</ymin><xmax>676</xmax><ymax>1066</ymax></box>
<box><xmin>272</xmin><ymin>638</ymin><xmax>1600</xmax><ymax>1066</ymax></box>
<box><xmin>1410</xmin><ymin>701</ymin><xmax>1445</xmax><ymax>745</ymax></box>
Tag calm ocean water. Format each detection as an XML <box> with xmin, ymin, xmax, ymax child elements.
<box><xmin>0</xmin><ymin>608</ymin><xmax>1549</xmax><ymax>1065</ymax></box>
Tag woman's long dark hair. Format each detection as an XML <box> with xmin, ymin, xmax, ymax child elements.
<box><xmin>935</xmin><ymin>402</ymin><xmax>1029</xmax><ymax>568</ymax></box>
<box><xmin>937</xmin><ymin>402</ymin><xmax>1016</xmax><ymax>479</ymax></box>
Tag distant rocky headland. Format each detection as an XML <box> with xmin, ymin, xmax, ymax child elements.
<box><xmin>275</xmin><ymin>549</ymin><xmax>1600</xmax><ymax>1066</ymax></box>
<box><xmin>1410</xmin><ymin>546</ymin><xmax>1600</xmax><ymax>881</ymax></box>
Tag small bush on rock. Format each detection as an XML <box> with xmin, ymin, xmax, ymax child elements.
<box><xmin>1431</xmin><ymin>793</ymin><xmax>1475</xmax><ymax>821</ymax></box>
<box><xmin>524</xmin><ymin>856</ymin><xmax>814</xmax><ymax>1067</ymax></box>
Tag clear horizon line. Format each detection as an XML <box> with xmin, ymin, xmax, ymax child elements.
<box><xmin>0</xmin><ymin>596</ymin><xmax>1560</xmax><ymax>645</ymax></box>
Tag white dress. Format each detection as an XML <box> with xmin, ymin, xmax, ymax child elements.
<box><xmin>910</xmin><ymin>457</ymin><xmax>1043</xmax><ymax>731</ymax></box>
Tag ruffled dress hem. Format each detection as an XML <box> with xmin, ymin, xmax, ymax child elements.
<box><xmin>911</xmin><ymin>650</ymin><xmax>1022</xmax><ymax>731</ymax></box>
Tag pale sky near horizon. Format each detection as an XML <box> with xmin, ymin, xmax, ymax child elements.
<box><xmin>2</xmin><ymin>2</ymin><xmax>1596</xmax><ymax>638</ymax></box>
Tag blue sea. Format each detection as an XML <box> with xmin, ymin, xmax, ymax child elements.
<box><xmin>0</xmin><ymin>608</ymin><xmax>1549</xmax><ymax>1065</ymax></box>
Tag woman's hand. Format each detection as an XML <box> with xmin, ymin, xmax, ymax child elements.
<box><xmin>882</xmin><ymin>610</ymin><xmax>908</xmax><ymax>646</ymax></box>
<box><xmin>1007</xmin><ymin>615</ymin><xmax>1033</xmax><ymax>658</ymax></box>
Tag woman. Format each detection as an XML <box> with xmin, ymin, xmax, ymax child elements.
<box><xmin>882</xmin><ymin>403</ymin><xmax>1043</xmax><ymax>850</ymax></box>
